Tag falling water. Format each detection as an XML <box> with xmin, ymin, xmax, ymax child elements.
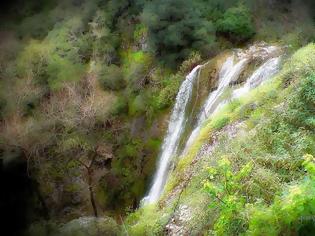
<box><xmin>232</xmin><ymin>57</ymin><xmax>281</xmax><ymax>99</ymax></box>
<box><xmin>143</xmin><ymin>65</ymin><xmax>202</xmax><ymax>204</ymax></box>
<box><xmin>144</xmin><ymin>45</ymin><xmax>281</xmax><ymax>204</ymax></box>
<box><xmin>183</xmin><ymin>55</ymin><xmax>248</xmax><ymax>152</ymax></box>
<box><xmin>184</xmin><ymin>55</ymin><xmax>281</xmax><ymax>154</ymax></box>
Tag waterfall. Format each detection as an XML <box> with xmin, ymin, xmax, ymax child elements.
<box><xmin>184</xmin><ymin>55</ymin><xmax>281</xmax><ymax>154</ymax></box>
<box><xmin>232</xmin><ymin>57</ymin><xmax>280</xmax><ymax>99</ymax></box>
<box><xmin>143</xmin><ymin>44</ymin><xmax>281</xmax><ymax>205</ymax></box>
<box><xmin>183</xmin><ymin>55</ymin><xmax>248</xmax><ymax>152</ymax></box>
<box><xmin>143</xmin><ymin>65</ymin><xmax>202</xmax><ymax>204</ymax></box>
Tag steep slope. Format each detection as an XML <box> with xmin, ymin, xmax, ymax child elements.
<box><xmin>126</xmin><ymin>44</ymin><xmax>315</xmax><ymax>236</ymax></box>
<box><xmin>1</xmin><ymin>1</ymin><xmax>315</xmax><ymax>235</ymax></box>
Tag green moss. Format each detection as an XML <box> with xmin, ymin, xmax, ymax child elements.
<box><xmin>133</xmin><ymin>24</ymin><xmax>147</xmax><ymax>42</ymax></box>
<box><xmin>211</xmin><ymin>116</ymin><xmax>230</xmax><ymax>130</ymax></box>
<box><xmin>128</xmin><ymin>94</ymin><xmax>147</xmax><ymax>116</ymax></box>
<box><xmin>145</xmin><ymin>138</ymin><xmax>162</xmax><ymax>152</ymax></box>
<box><xmin>126</xmin><ymin>205</ymin><xmax>171</xmax><ymax>236</ymax></box>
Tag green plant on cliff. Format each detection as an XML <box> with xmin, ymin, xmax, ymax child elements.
<box><xmin>216</xmin><ymin>4</ymin><xmax>255</xmax><ymax>42</ymax></box>
<box><xmin>204</xmin><ymin>155</ymin><xmax>315</xmax><ymax>236</ymax></box>
<box><xmin>246</xmin><ymin>154</ymin><xmax>315</xmax><ymax>236</ymax></box>
<box><xmin>204</xmin><ymin>158</ymin><xmax>254</xmax><ymax>235</ymax></box>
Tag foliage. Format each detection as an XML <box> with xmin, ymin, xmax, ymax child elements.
<box><xmin>142</xmin><ymin>0</ymin><xmax>216</xmax><ymax>66</ymax></box>
<box><xmin>281</xmin><ymin>43</ymin><xmax>315</xmax><ymax>82</ymax></box>
<box><xmin>2</xmin><ymin>0</ymin><xmax>315</xmax><ymax>234</ymax></box>
<box><xmin>216</xmin><ymin>4</ymin><xmax>255</xmax><ymax>42</ymax></box>
<box><xmin>46</xmin><ymin>55</ymin><xmax>85</xmax><ymax>90</ymax></box>
<box><xmin>204</xmin><ymin>158</ymin><xmax>254</xmax><ymax>235</ymax></box>
<box><xmin>156</xmin><ymin>44</ymin><xmax>315</xmax><ymax>235</ymax></box>
<box><xmin>126</xmin><ymin>205</ymin><xmax>170</xmax><ymax>236</ymax></box>
<box><xmin>246</xmin><ymin>155</ymin><xmax>315</xmax><ymax>236</ymax></box>
<box><xmin>16</xmin><ymin>40</ymin><xmax>50</xmax><ymax>84</ymax></box>
<box><xmin>151</xmin><ymin>74</ymin><xmax>183</xmax><ymax>110</ymax></box>
<box><xmin>179</xmin><ymin>52</ymin><xmax>202</xmax><ymax>75</ymax></box>
<box><xmin>98</xmin><ymin>64</ymin><xmax>125</xmax><ymax>91</ymax></box>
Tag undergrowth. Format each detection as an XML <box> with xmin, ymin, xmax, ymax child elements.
<box><xmin>126</xmin><ymin>44</ymin><xmax>315</xmax><ymax>235</ymax></box>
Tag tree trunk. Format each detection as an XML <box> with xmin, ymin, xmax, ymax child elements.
<box><xmin>88</xmin><ymin>170</ymin><xmax>98</xmax><ymax>217</ymax></box>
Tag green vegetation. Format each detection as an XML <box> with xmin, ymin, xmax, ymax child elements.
<box><xmin>142</xmin><ymin>0</ymin><xmax>216</xmax><ymax>66</ymax></box>
<box><xmin>216</xmin><ymin>4</ymin><xmax>255</xmax><ymax>42</ymax></box>
<box><xmin>1</xmin><ymin>0</ymin><xmax>315</xmax><ymax>235</ymax></box>
<box><xmin>125</xmin><ymin>44</ymin><xmax>315</xmax><ymax>235</ymax></box>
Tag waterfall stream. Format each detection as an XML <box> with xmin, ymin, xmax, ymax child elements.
<box><xmin>183</xmin><ymin>55</ymin><xmax>249</xmax><ymax>152</ymax></box>
<box><xmin>143</xmin><ymin>65</ymin><xmax>202</xmax><ymax>204</ymax></box>
<box><xmin>184</xmin><ymin>55</ymin><xmax>281</xmax><ymax>155</ymax></box>
<box><xmin>232</xmin><ymin>57</ymin><xmax>281</xmax><ymax>99</ymax></box>
<box><xmin>144</xmin><ymin>45</ymin><xmax>281</xmax><ymax>205</ymax></box>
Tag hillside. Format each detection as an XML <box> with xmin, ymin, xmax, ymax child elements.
<box><xmin>0</xmin><ymin>0</ymin><xmax>314</xmax><ymax>235</ymax></box>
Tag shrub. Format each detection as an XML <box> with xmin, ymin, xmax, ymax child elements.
<box><xmin>142</xmin><ymin>0</ymin><xmax>216</xmax><ymax>66</ymax></box>
<box><xmin>17</xmin><ymin>12</ymin><xmax>55</xmax><ymax>39</ymax></box>
<box><xmin>122</xmin><ymin>50</ymin><xmax>153</xmax><ymax>92</ymax></box>
<box><xmin>211</xmin><ymin>116</ymin><xmax>230</xmax><ymax>130</ymax></box>
<box><xmin>16</xmin><ymin>40</ymin><xmax>50</xmax><ymax>84</ymax></box>
<box><xmin>152</xmin><ymin>74</ymin><xmax>183</xmax><ymax>110</ymax></box>
<box><xmin>126</xmin><ymin>205</ymin><xmax>169</xmax><ymax>236</ymax></box>
<box><xmin>111</xmin><ymin>96</ymin><xmax>128</xmax><ymax>116</ymax></box>
<box><xmin>246</xmin><ymin>155</ymin><xmax>315</xmax><ymax>236</ymax></box>
<box><xmin>128</xmin><ymin>94</ymin><xmax>146</xmax><ymax>116</ymax></box>
<box><xmin>179</xmin><ymin>51</ymin><xmax>202</xmax><ymax>75</ymax></box>
<box><xmin>216</xmin><ymin>4</ymin><xmax>255</xmax><ymax>42</ymax></box>
<box><xmin>99</xmin><ymin>64</ymin><xmax>125</xmax><ymax>91</ymax></box>
<box><xmin>204</xmin><ymin>157</ymin><xmax>254</xmax><ymax>235</ymax></box>
<box><xmin>281</xmin><ymin>43</ymin><xmax>315</xmax><ymax>82</ymax></box>
<box><xmin>47</xmin><ymin>55</ymin><xmax>85</xmax><ymax>90</ymax></box>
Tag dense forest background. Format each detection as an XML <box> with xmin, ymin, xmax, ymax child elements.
<box><xmin>0</xmin><ymin>0</ymin><xmax>315</xmax><ymax>235</ymax></box>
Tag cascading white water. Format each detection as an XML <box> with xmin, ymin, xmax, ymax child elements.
<box><xmin>232</xmin><ymin>57</ymin><xmax>280</xmax><ymax>99</ymax></box>
<box><xmin>183</xmin><ymin>55</ymin><xmax>249</xmax><ymax>152</ymax></box>
<box><xmin>184</xmin><ymin>54</ymin><xmax>281</xmax><ymax>154</ymax></box>
<box><xmin>143</xmin><ymin>44</ymin><xmax>281</xmax><ymax>205</ymax></box>
<box><xmin>143</xmin><ymin>65</ymin><xmax>202</xmax><ymax>204</ymax></box>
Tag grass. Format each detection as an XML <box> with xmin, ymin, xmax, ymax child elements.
<box><xmin>126</xmin><ymin>43</ymin><xmax>315</xmax><ymax>235</ymax></box>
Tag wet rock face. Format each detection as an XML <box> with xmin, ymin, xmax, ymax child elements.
<box><xmin>235</xmin><ymin>42</ymin><xmax>281</xmax><ymax>62</ymax></box>
<box><xmin>165</xmin><ymin>205</ymin><xmax>193</xmax><ymax>236</ymax></box>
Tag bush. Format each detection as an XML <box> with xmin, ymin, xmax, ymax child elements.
<box><xmin>47</xmin><ymin>55</ymin><xmax>85</xmax><ymax>90</ymax></box>
<box><xmin>17</xmin><ymin>40</ymin><xmax>50</xmax><ymax>84</ymax></box>
<box><xmin>211</xmin><ymin>116</ymin><xmax>230</xmax><ymax>130</ymax></box>
<box><xmin>128</xmin><ymin>94</ymin><xmax>146</xmax><ymax>116</ymax></box>
<box><xmin>111</xmin><ymin>96</ymin><xmax>128</xmax><ymax>116</ymax></box>
<box><xmin>126</xmin><ymin>205</ymin><xmax>169</xmax><ymax>236</ymax></box>
<box><xmin>247</xmin><ymin>155</ymin><xmax>315</xmax><ymax>236</ymax></box>
<box><xmin>216</xmin><ymin>4</ymin><xmax>255</xmax><ymax>42</ymax></box>
<box><xmin>99</xmin><ymin>64</ymin><xmax>125</xmax><ymax>91</ymax></box>
<box><xmin>151</xmin><ymin>74</ymin><xmax>183</xmax><ymax>110</ymax></box>
<box><xmin>122</xmin><ymin>50</ymin><xmax>153</xmax><ymax>92</ymax></box>
<box><xmin>142</xmin><ymin>0</ymin><xmax>216</xmax><ymax>66</ymax></box>
<box><xmin>17</xmin><ymin>12</ymin><xmax>55</xmax><ymax>39</ymax></box>
<box><xmin>179</xmin><ymin>51</ymin><xmax>202</xmax><ymax>75</ymax></box>
<box><xmin>204</xmin><ymin>158</ymin><xmax>254</xmax><ymax>235</ymax></box>
<box><xmin>281</xmin><ymin>43</ymin><xmax>315</xmax><ymax>82</ymax></box>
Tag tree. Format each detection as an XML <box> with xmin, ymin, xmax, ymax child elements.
<box><xmin>142</xmin><ymin>0</ymin><xmax>216</xmax><ymax>67</ymax></box>
<box><xmin>216</xmin><ymin>4</ymin><xmax>255</xmax><ymax>42</ymax></box>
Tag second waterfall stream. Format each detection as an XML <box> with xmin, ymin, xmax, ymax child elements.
<box><xmin>143</xmin><ymin>65</ymin><xmax>202</xmax><ymax>204</ymax></box>
<box><xmin>143</xmin><ymin>44</ymin><xmax>282</xmax><ymax>205</ymax></box>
